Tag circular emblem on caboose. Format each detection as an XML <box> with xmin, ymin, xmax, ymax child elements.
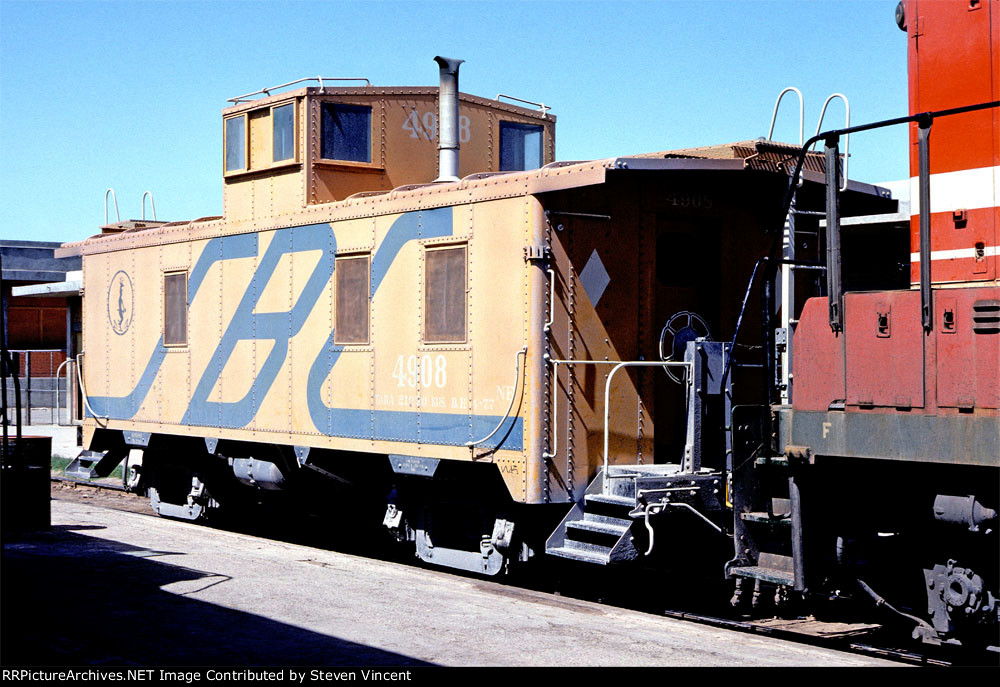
<box><xmin>108</xmin><ymin>270</ymin><xmax>134</xmax><ymax>335</ymax></box>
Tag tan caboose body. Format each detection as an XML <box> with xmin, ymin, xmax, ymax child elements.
<box><xmin>61</xmin><ymin>61</ymin><xmax>883</xmax><ymax>573</ymax></box>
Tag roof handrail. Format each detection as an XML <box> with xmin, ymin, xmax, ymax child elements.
<box><xmin>496</xmin><ymin>93</ymin><xmax>550</xmax><ymax>113</ymax></box>
<box><xmin>766</xmin><ymin>87</ymin><xmax>804</xmax><ymax>145</ymax></box>
<box><xmin>228</xmin><ymin>77</ymin><xmax>371</xmax><ymax>103</ymax></box>
<box><xmin>141</xmin><ymin>191</ymin><xmax>157</xmax><ymax>221</ymax></box>
<box><xmin>811</xmin><ymin>93</ymin><xmax>851</xmax><ymax>191</ymax></box>
<box><xmin>104</xmin><ymin>188</ymin><xmax>120</xmax><ymax>225</ymax></box>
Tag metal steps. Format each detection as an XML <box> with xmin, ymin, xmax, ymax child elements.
<box><xmin>546</xmin><ymin>468</ymin><xmax>643</xmax><ymax>565</ymax></box>
<box><xmin>64</xmin><ymin>447</ymin><xmax>126</xmax><ymax>480</ymax></box>
<box><xmin>546</xmin><ymin>462</ymin><xmax>723</xmax><ymax>566</ymax></box>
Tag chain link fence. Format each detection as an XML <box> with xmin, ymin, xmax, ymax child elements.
<box><xmin>2</xmin><ymin>350</ymin><xmax>75</xmax><ymax>425</ymax></box>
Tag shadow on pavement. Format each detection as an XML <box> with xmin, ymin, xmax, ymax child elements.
<box><xmin>1</xmin><ymin>526</ymin><xmax>433</xmax><ymax>667</ymax></box>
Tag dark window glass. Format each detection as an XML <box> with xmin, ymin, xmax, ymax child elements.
<box><xmin>225</xmin><ymin>116</ymin><xmax>246</xmax><ymax>171</ymax></box>
<box><xmin>272</xmin><ymin>103</ymin><xmax>295</xmax><ymax>162</ymax></box>
<box><xmin>424</xmin><ymin>246</ymin><xmax>466</xmax><ymax>343</ymax></box>
<box><xmin>335</xmin><ymin>255</ymin><xmax>370</xmax><ymax>344</ymax></box>
<box><xmin>321</xmin><ymin>103</ymin><xmax>371</xmax><ymax>163</ymax></box>
<box><xmin>164</xmin><ymin>272</ymin><xmax>188</xmax><ymax>346</ymax></box>
<box><xmin>499</xmin><ymin>122</ymin><xmax>543</xmax><ymax>171</ymax></box>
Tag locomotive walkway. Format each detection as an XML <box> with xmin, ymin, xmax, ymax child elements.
<box><xmin>1</xmin><ymin>499</ymin><xmax>902</xmax><ymax>668</ymax></box>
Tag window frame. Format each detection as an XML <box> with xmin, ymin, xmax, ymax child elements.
<box><xmin>223</xmin><ymin>114</ymin><xmax>249</xmax><ymax>175</ymax></box>
<box><xmin>319</xmin><ymin>101</ymin><xmax>373</xmax><ymax>165</ymax></box>
<box><xmin>270</xmin><ymin>100</ymin><xmax>298</xmax><ymax>165</ymax></box>
<box><xmin>422</xmin><ymin>243</ymin><xmax>468</xmax><ymax>345</ymax></box>
<box><xmin>498</xmin><ymin>120</ymin><xmax>545</xmax><ymax>172</ymax></box>
<box><xmin>163</xmin><ymin>270</ymin><xmax>189</xmax><ymax>348</ymax></box>
<box><xmin>333</xmin><ymin>252</ymin><xmax>372</xmax><ymax>345</ymax></box>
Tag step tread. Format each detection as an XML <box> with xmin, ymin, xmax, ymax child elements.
<box><xmin>547</xmin><ymin>545</ymin><xmax>611</xmax><ymax>565</ymax></box>
<box><xmin>740</xmin><ymin>511</ymin><xmax>792</xmax><ymax>525</ymax></box>
<box><xmin>566</xmin><ymin>519</ymin><xmax>630</xmax><ymax>536</ymax></box>
<box><xmin>585</xmin><ymin>493</ymin><xmax>636</xmax><ymax>507</ymax></box>
<box><xmin>729</xmin><ymin>565</ymin><xmax>795</xmax><ymax>585</ymax></box>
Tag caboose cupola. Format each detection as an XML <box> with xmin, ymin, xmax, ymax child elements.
<box><xmin>220</xmin><ymin>63</ymin><xmax>556</xmax><ymax>222</ymax></box>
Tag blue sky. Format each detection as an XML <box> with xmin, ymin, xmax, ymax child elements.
<box><xmin>0</xmin><ymin>0</ymin><xmax>909</xmax><ymax>243</ymax></box>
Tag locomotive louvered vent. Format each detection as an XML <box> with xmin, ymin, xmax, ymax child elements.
<box><xmin>972</xmin><ymin>299</ymin><xmax>1000</xmax><ymax>334</ymax></box>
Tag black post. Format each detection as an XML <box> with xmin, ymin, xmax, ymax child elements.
<box><xmin>824</xmin><ymin>136</ymin><xmax>843</xmax><ymax>332</ymax></box>
<box><xmin>918</xmin><ymin>116</ymin><xmax>933</xmax><ymax>332</ymax></box>
<box><xmin>25</xmin><ymin>351</ymin><xmax>31</xmax><ymax>426</ymax></box>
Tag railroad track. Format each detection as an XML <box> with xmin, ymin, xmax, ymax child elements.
<box><xmin>50</xmin><ymin>475</ymin><xmax>990</xmax><ymax>667</ymax></box>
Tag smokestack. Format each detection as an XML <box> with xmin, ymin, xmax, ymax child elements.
<box><xmin>434</xmin><ymin>56</ymin><xmax>464</xmax><ymax>182</ymax></box>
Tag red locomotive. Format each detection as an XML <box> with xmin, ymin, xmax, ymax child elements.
<box><xmin>726</xmin><ymin>0</ymin><xmax>998</xmax><ymax>649</ymax></box>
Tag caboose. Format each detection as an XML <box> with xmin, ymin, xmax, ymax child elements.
<box><xmin>60</xmin><ymin>56</ymin><xmax>886</xmax><ymax>566</ymax></box>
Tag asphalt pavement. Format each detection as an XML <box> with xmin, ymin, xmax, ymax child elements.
<box><xmin>0</xmin><ymin>499</ymin><xmax>902</xmax><ymax>668</ymax></box>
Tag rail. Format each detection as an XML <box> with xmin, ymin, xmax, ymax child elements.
<box><xmin>542</xmin><ymin>357</ymin><xmax>625</xmax><ymax>461</ymax></box>
<box><xmin>54</xmin><ymin>358</ymin><xmax>80</xmax><ymax>426</ymax></box>
<box><xmin>104</xmin><ymin>188</ymin><xmax>120</xmax><ymax>225</ymax></box>
<box><xmin>544</xmin><ymin>269</ymin><xmax>555</xmax><ymax>333</ymax></box>
<box><xmin>75</xmin><ymin>353</ymin><xmax>108</xmax><ymax>425</ymax></box>
<box><xmin>811</xmin><ymin>93</ymin><xmax>850</xmax><ymax>191</ymax></box>
<box><xmin>767</xmin><ymin>87</ymin><xmax>804</xmax><ymax>146</ymax></box>
<box><xmin>228</xmin><ymin>77</ymin><xmax>372</xmax><ymax>103</ymax></box>
<box><xmin>496</xmin><ymin>94</ymin><xmax>550</xmax><ymax>113</ymax></box>
<box><xmin>465</xmin><ymin>346</ymin><xmax>527</xmax><ymax>449</ymax></box>
<box><xmin>141</xmin><ymin>191</ymin><xmax>157</xmax><ymax>221</ymax></box>
<box><xmin>599</xmin><ymin>360</ymin><xmax>692</xmax><ymax>479</ymax></box>
<box><xmin>778</xmin><ymin>99</ymin><xmax>1000</xmax><ymax>336</ymax></box>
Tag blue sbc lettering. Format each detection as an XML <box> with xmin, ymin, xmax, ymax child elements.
<box><xmin>183</xmin><ymin>224</ymin><xmax>334</xmax><ymax>428</ymax></box>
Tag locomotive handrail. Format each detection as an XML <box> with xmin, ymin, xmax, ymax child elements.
<box><xmin>465</xmin><ymin>346</ymin><xmax>527</xmax><ymax>449</ymax></box>
<box><xmin>75</xmin><ymin>353</ymin><xmax>108</xmax><ymax>425</ymax></box>
<box><xmin>780</xmin><ymin>100</ymin><xmax>1000</xmax><ymax>222</ymax></box>
<box><xmin>228</xmin><ymin>77</ymin><xmax>372</xmax><ymax>103</ymax></box>
<box><xmin>811</xmin><ymin>94</ymin><xmax>850</xmax><ymax>191</ymax></box>
<box><xmin>602</xmin><ymin>361</ymin><xmax>692</xmax><ymax>481</ymax></box>
<box><xmin>781</xmin><ymin>99</ymin><xmax>1000</xmax><ymax>335</ymax></box>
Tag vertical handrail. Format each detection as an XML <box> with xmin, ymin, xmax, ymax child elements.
<box><xmin>602</xmin><ymin>361</ymin><xmax>691</xmax><ymax>482</ymax></box>
<box><xmin>543</xmin><ymin>358</ymin><xmax>630</xmax><ymax>461</ymax></box>
<box><xmin>918</xmin><ymin>116</ymin><xmax>933</xmax><ymax>331</ymax></box>
<box><xmin>767</xmin><ymin>87</ymin><xmax>804</xmax><ymax>146</ymax></box>
<box><xmin>465</xmin><ymin>347</ymin><xmax>527</xmax><ymax>448</ymax></box>
<box><xmin>55</xmin><ymin>358</ymin><xmax>75</xmax><ymax>426</ymax></box>
<box><xmin>544</xmin><ymin>269</ymin><xmax>555</xmax><ymax>333</ymax></box>
<box><xmin>105</xmin><ymin>188</ymin><xmax>120</xmax><ymax>225</ymax></box>
<box><xmin>825</xmin><ymin>137</ymin><xmax>843</xmax><ymax>332</ymax></box>
<box><xmin>812</xmin><ymin>93</ymin><xmax>850</xmax><ymax>191</ymax></box>
<box><xmin>75</xmin><ymin>353</ymin><xmax>108</xmax><ymax>424</ymax></box>
<box><xmin>141</xmin><ymin>191</ymin><xmax>157</xmax><ymax>221</ymax></box>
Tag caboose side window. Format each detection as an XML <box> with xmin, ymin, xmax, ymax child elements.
<box><xmin>334</xmin><ymin>254</ymin><xmax>370</xmax><ymax>344</ymax></box>
<box><xmin>163</xmin><ymin>272</ymin><xmax>188</xmax><ymax>347</ymax></box>
<box><xmin>321</xmin><ymin>103</ymin><xmax>371</xmax><ymax>163</ymax></box>
<box><xmin>272</xmin><ymin>102</ymin><xmax>296</xmax><ymax>162</ymax></box>
<box><xmin>499</xmin><ymin>121</ymin><xmax>543</xmax><ymax>171</ymax></box>
<box><xmin>423</xmin><ymin>245</ymin><xmax>467</xmax><ymax>343</ymax></box>
<box><xmin>225</xmin><ymin>115</ymin><xmax>247</xmax><ymax>172</ymax></box>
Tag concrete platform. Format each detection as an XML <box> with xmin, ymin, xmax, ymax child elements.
<box><xmin>0</xmin><ymin>500</ymin><xmax>902</xmax><ymax>667</ymax></box>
